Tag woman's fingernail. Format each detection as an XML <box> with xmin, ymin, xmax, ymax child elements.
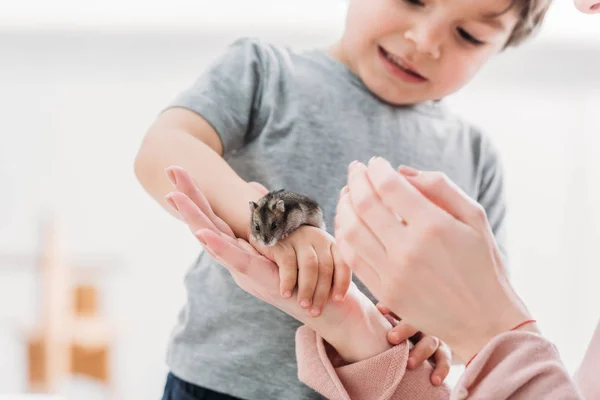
<box><xmin>369</xmin><ymin>156</ymin><xmax>379</xmax><ymax>164</ymax></box>
<box><xmin>433</xmin><ymin>376</ymin><xmax>441</xmax><ymax>385</ymax></box>
<box><xmin>196</xmin><ymin>231</ymin><xmax>207</xmax><ymax>246</ymax></box>
<box><xmin>165</xmin><ymin>195</ymin><xmax>179</xmax><ymax>212</ymax></box>
<box><xmin>283</xmin><ymin>291</ymin><xmax>292</xmax><ymax>299</ymax></box>
<box><xmin>390</xmin><ymin>332</ymin><xmax>400</xmax><ymax>343</ymax></box>
<box><xmin>398</xmin><ymin>165</ymin><xmax>421</xmax><ymax>177</ymax></box>
<box><xmin>166</xmin><ymin>168</ymin><xmax>177</xmax><ymax>185</ymax></box>
<box><xmin>408</xmin><ymin>357</ymin><xmax>415</xmax><ymax>368</ymax></box>
<box><xmin>334</xmin><ymin>294</ymin><xmax>344</xmax><ymax>302</ymax></box>
<box><xmin>310</xmin><ymin>307</ymin><xmax>321</xmax><ymax>317</ymax></box>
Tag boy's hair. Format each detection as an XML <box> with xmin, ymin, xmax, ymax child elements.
<box><xmin>504</xmin><ymin>0</ymin><xmax>553</xmax><ymax>48</ymax></box>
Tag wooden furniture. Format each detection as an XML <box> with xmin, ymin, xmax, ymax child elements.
<box><xmin>0</xmin><ymin>217</ymin><xmax>118</xmax><ymax>398</ymax></box>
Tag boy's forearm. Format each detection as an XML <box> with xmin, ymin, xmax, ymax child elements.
<box><xmin>134</xmin><ymin>128</ymin><xmax>261</xmax><ymax>241</ymax></box>
<box><xmin>308</xmin><ymin>284</ymin><xmax>393</xmax><ymax>363</ymax></box>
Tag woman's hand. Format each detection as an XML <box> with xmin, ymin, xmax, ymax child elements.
<box><xmin>163</xmin><ymin>166</ymin><xmax>392</xmax><ymax>364</ymax></box>
<box><xmin>335</xmin><ymin>158</ymin><xmax>533</xmax><ymax>364</ymax></box>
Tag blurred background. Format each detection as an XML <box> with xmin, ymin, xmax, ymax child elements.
<box><xmin>0</xmin><ymin>0</ymin><xmax>599</xmax><ymax>399</ymax></box>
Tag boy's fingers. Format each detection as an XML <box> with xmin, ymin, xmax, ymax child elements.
<box><xmin>431</xmin><ymin>342</ymin><xmax>453</xmax><ymax>386</ymax></box>
<box><xmin>309</xmin><ymin>248</ymin><xmax>335</xmax><ymax>317</ymax></box>
<box><xmin>295</xmin><ymin>245</ymin><xmax>319</xmax><ymax>310</ymax></box>
<box><xmin>376</xmin><ymin>302</ymin><xmax>391</xmax><ymax>315</ymax></box>
<box><xmin>408</xmin><ymin>335</ymin><xmax>440</xmax><ymax>369</ymax></box>
<box><xmin>331</xmin><ymin>243</ymin><xmax>352</xmax><ymax>302</ymax></box>
<box><xmin>388</xmin><ymin>321</ymin><xmax>419</xmax><ymax>345</ymax></box>
<box><xmin>382</xmin><ymin>314</ymin><xmax>398</xmax><ymax>327</ymax></box>
<box><xmin>274</xmin><ymin>248</ymin><xmax>298</xmax><ymax>299</ymax></box>
<box><xmin>376</xmin><ymin>303</ymin><xmax>401</xmax><ymax>321</ymax></box>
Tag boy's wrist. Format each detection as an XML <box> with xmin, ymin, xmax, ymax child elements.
<box><xmin>231</xmin><ymin>182</ymin><xmax>265</xmax><ymax>242</ymax></box>
<box><xmin>313</xmin><ymin>285</ymin><xmax>393</xmax><ymax>364</ymax></box>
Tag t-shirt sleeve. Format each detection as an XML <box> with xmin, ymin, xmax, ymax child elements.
<box><xmin>477</xmin><ymin>135</ymin><xmax>509</xmax><ymax>267</ymax></box>
<box><xmin>164</xmin><ymin>37</ymin><xmax>268</xmax><ymax>155</ymax></box>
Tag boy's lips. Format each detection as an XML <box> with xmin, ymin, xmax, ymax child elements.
<box><xmin>378</xmin><ymin>46</ymin><xmax>428</xmax><ymax>83</ymax></box>
<box><xmin>592</xmin><ymin>2</ymin><xmax>600</xmax><ymax>10</ymax></box>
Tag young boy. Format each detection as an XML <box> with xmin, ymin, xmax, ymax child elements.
<box><xmin>134</xmin><ymin>0</ymin><xmax>551</xmax><ymax>399</ymax></box>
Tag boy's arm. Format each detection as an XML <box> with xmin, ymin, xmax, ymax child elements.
<box><xmin>134</xmin><ymin>107</ymin><xmax>260</xmax><ymax>241</ymax></box>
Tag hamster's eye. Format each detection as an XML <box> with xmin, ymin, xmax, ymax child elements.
<box><xmin>255</xmin><ymin>224</ymin><xmax>260</xmax><ymax>232</ymax></box>
<box><xmin>271</xmin><ymin>222</ymin><xmax>277</xmax><ymax>230</ymax></box>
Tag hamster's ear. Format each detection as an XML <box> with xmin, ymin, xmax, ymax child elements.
<box><xmin>249</xmin><ymin>201</ymin><xmax>258</xmax><ymax>211</ymax></box>
<box><xmin>275</xmin><ymin>200</ymin><xmax>285</xmax><ymax>213</ymax></box>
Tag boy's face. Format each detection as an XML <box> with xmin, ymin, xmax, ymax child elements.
<box><xmin>332</xmin><ymin>0</ymin><xmax>520</xmax><ymax>105</ymax></box>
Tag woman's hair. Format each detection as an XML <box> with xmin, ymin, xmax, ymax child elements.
<box><xmin>504</xmin><ymin>0</ymin><xmax>553</xmax><ymax>48</ymax></box>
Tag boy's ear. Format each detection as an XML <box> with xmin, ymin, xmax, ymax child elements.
<box><xmin>249</xmin><ymin>201</ymin><xmax>258</xmax><ymax>211</ymax></box>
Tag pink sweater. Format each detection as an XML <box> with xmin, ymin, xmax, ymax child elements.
<box><xmin>296</xmin><ymin>323</ymin><xmax>599</xmax><ymax>399</ymax></box>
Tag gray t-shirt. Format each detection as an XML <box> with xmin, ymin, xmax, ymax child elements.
<box><xmin>163</xmin><ymin>37</ymin><xmax>508</xmax><ymax>400</ymax></box>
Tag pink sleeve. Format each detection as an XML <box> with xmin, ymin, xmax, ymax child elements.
<box><xmin>295</xmin><ymin>326</ymin><xmax>451</xmax><ymax>400</ymax></box>
<box><xmin>574</xmin><ymin>319</ymin><xmax>600</xmax><ymax>399</ymax></box>
<box><xmin>453</xmin><ymin>331</ymin><xmax>584</xmax><ymax>400</ymax></box>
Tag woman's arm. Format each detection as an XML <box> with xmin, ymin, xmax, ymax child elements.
<box><xmin>194</xmin><ymin>221</ymin><xmax>452</xmax><ymax>400</ymax></box>
<box><xmin>166</xmin><ymin>167</ymin><xmax>451</xmax><ymax>398</ymax></box>
<box><xmin>455</xmin><ymin>330</ymin><xmax>583</xmax><ymax>399</ymax></box>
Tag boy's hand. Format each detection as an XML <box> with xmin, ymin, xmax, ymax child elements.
<box><xmin>377</xmin><ymin>303</ymin><xmax>452</xmax><ymax>386</ymax></box>
<box><xmin>251</xmin><ymin>227</ymin><xmax>352</xmax><ymax>318</ymax></box>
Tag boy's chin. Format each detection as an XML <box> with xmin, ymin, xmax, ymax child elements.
<box><xmin>365</xmin><ymin>78</ymin><xmax>436</xmax><ymax>106</ymax></box>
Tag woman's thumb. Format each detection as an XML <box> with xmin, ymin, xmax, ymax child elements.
<box><xmin>249</xmin><ymin>181</ymin><xmax>269</xmax><ymax>196</ymax></box>
<box><xmin>397</xmin><ymin>165</ymin><xmax>489</xmax><ymax>230</ymax></box>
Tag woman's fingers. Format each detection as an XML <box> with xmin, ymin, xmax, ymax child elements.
<box><xmin>364</xmin><ymin>158</ymin><xmax>440</xmax><ymax>229</ymax></box>
<box><xmin>197</xmin><ymin>229</ymin><xmax>277</xmax><ymax>282</ymax></box>
<box><xmin>248</xmin><ymin>181</ymin><xmax>270</xmax><ymax>196</ymax></box>
<box><xmin>196</xmin><ymin>230</ymin><xmax>248</xmax><ymax>271</ymax></box>
<box><xmin>167</xmin><ymin>192</ymin><xmax>221</xmax><ymax>236</ymax></box>
<box><xmin>336</xmin><ymin>190</ymin><xmax>387</xmax><ymax>268</ymax></box>
<box><xmin>398</xmin><ymin>166</ymin><xmax>488</xmax><ymax>232</ymax></box>
<box><xmin>166</xmin><ymin>166</ymin><xmax>235</xmax><ymax>238</ymax></box>
<box><xmin>347</xmin><ymin>162</ymin><xmax>406</xmax><ymax>253</ymax></box>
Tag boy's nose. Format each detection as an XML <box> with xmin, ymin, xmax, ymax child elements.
<box><xmin>404</xmin><ymin>26</ymin><xmax>441</xmax><ymax>60</ymax></box>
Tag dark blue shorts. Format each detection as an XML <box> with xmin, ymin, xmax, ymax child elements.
<box><xmin>161</xmin><ymin>372</ymin><xmax>243</xmax><ymax>400</ymax></box>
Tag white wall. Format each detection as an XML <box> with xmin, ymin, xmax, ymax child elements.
<box><xmin>1</xmin><ymin>2</ymin><xmax>600</xmax><ymax>398</ymax></box>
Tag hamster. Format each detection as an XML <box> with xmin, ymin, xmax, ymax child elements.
<box><xmin>249</xmin><ymin>189</ymin><xmax>326</xmax><ymax>247</ymax></box>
